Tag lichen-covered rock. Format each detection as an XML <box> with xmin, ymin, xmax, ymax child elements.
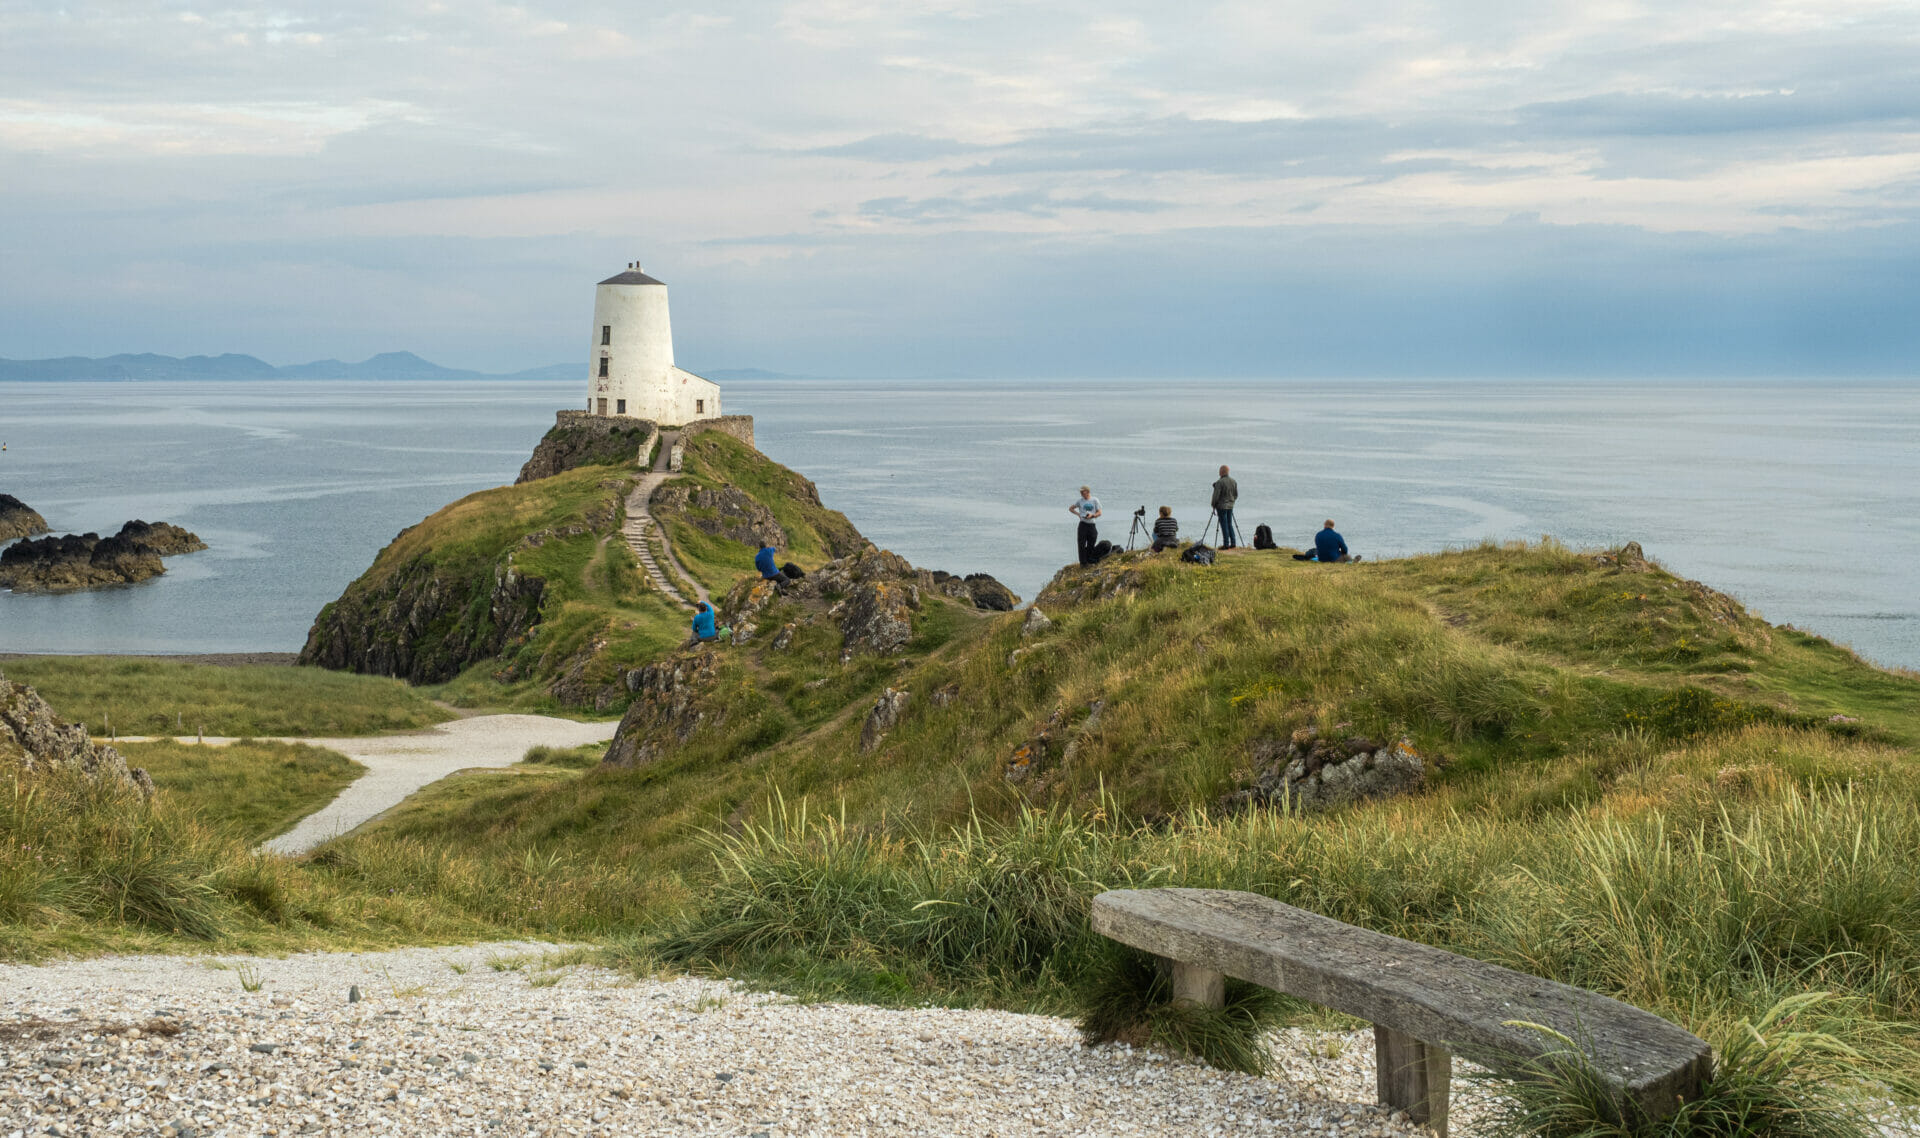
<box><xmin>651</xmin><ymin>482</ymin><xmax>787</xmax><ymax>549</ymax></box>
<box><xmin>1022</xmin><ymin>607</ymin><xmax>1052</xmax><ymax>636</ymax></box>
<box><xmin>0</xmin><ymin>493</ymin><xmax>50</xmax><ymax>541</ymax></box>
<box><xmin>861</xmin><ymin>687</ymin><xmax>911</xmax><ymax>753</ymax></box>
<box><xmin>602</xmin><ymin>652</ymin><xmax>722</xmax><ymax>767</ymax></box>
<box><xmin>1036</xmin><ymin>556</ymin><xmax>1148</xmax><ymax>611</ymax></box>
<box><xmin>0</xmin><ymin>674</ymin><xmax>152</xmax><ymax>796</ymax></box>
<box><xmin>838</xmin><ymin>579</ymin><xmax>918</xmax><ymax>656</ymax></box>
<box><xmin>1224</xmin><ymin>732</ymin><xmax>1434</xmax><ymax>812</ymax></box>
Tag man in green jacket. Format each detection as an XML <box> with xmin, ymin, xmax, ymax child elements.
<box><xmin>1211</xmin><ymin>465</ymin><xmax>1240</xmax><ymax>549</ymax></box>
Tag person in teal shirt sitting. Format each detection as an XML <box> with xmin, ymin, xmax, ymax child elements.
<box><xmin>691</xmin><ymin>602</ymin><xmax>731</xmax><ymax>643</ymax></box>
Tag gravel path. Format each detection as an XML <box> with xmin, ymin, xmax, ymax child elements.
<box><xmin>0</xmin><ymin>943</ymin><xmax>1440</xmax><ymax>1138</ymax></box>
<box><xmin>256</xmin><ymin>716</ymin><xmax>619</xmax><ymax>855</ymax></box>
<box><xmin>116</xmin><ymin>715</ymin><xmax>618</xmax><ymax>856</ymax></box>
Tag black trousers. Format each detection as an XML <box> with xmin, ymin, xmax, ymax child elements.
<box><xmin>1077</xmin><ymin>520</ymin><xmax>1098</xmax><ymax>565</ymax></box>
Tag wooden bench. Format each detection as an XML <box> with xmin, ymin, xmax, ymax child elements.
<box><xmin>1091</xmin><ymin>889</ymin><xmax>1711</xmax><ymax>1137</ymax></box>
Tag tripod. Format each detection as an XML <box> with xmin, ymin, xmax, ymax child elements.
<box><xmin>1125</xmin><ymin>507</ymin><xmax>1150</xmax><ymax>551</ymax></box>
<box><xmin>1200</xmin><ymin>507</ymin><xmax>1237</xmax><ymax>548</ymax></box>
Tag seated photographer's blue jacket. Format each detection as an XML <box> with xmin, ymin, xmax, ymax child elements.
<box><xmin>755</xmin><ymin>546</ymin><xmax>779</xmax><ymax>579</ymax></box>
<box><xmin>1315</xmin><ymin>528</ymin><xmax>1348</xmax><ymax>562</ymax></box>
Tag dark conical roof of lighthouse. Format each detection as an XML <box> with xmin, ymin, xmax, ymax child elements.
<box><xmin>599</xmin><ymin>268</ymin><xmax>666</xmax><ymax>286</ymax></box>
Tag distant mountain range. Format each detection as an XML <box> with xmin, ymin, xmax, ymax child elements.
<box><xmin>0</xmin><ymin>351</ymin><xmax>573</xmax><ymax>382</ymax></box>
<box><xmin>0</xmin><ymin>352</ymin><xmax>811</xmax><ymax>382</ymax></box>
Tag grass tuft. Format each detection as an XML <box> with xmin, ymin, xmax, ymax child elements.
<box><xmin>1479</xmin><ymin>993</ymin><xmax>1910</xmax><ymax>1138</ymax></box>
<box><xmin>1073</xmin><ymin>940</ymin><xmax>1288</xmax><ymax>1074</ymax></box>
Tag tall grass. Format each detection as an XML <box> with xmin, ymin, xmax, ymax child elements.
<box><xmin>0</xmin><ymin>657</ymin><xmax>450</xmax><ymax>737</ymax></box>
<box><xmin>119</xmin><ymin>738</ymin><xmax>364</xmax><ymax>842</ymax></box>
<box><xmin>643</xmin><ymin>749</ymin><xmax>1920</xmax><ymax>1094</ymax></box>
<box><xmin>1477</xmin><ymin>993</ymin><xmax>1911</xmax><ymax>1138</ymax></box>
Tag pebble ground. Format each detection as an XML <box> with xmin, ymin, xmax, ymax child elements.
<box><xmin>2</xmin><ymin>942</ymin><xmax>1439</xmax><ymax>1138</ymax></box>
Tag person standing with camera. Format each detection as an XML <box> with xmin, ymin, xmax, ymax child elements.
<box><xmin>1211</xmin><ymin>465</ymin><xmax>1240</xmax><ymax>549</ymax></box>
<box><xmin>1069</xmin><ymin>485</ymin><xmax>1103</xmax><ymax>565</ymax></box>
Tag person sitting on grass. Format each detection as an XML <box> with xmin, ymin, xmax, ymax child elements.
<box><xmin>755</xmin><ymin>542</ymin><xmax>782</xmax><ymax>581</ymax></box>
<box><xmin>1293</xmin><ymin>519</ymin><xmax>1360</xmax><ymax>563</ymax></box>
<box><xmin>1151</xmin><ymin>506</ymin><xmax>1180</xmax><ymax>552</ymax></box>
<box><xmin>690</xmin><ymin>601</ymin><xmax>731</xmax><ymax>644</ymax></box>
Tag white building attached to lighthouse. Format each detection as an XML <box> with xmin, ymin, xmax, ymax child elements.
<box><xmin>587</xmin><ymin>262</ymin><xmax>721</xmax><ymax>425</ymax></box>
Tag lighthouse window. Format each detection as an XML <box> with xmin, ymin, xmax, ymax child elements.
<box><xmin>598</xmin><ymin>357</ymin><xmax>609</xmax><ymax>378</ymax></box>
<box><xmin>696</xmin><ymin>399</ymin><xmax>705</xmax><ymax>414</ymax></box>
<box><xmin>616</xmin><ymin>399</ymin><xmax>626</xmax><ymax>414</ymax></box>
<box><xmin>601</xmin><ymin>325</ymin><xmax>611</xmax><ymax>345</ymax></box>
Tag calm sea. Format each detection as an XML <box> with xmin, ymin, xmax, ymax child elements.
<box><xmin>2</xmin><ymin>378</ymin><xmax>1916</xmax><ymax>670</ymax></box>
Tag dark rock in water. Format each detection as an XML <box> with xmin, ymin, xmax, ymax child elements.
<box><xmin>517</xmin><ymin>413</ymin><xmax>656</xmax><ymax>484</ymax></box>
<box><xmin>88</xmin><ymin>534</ymin><xmax>165</xmax><ymax>580</ymax></box>
<box><xmin>115</xmin><ymin>519</ymin><xmax>207</xmax><ymax>556</ymax></box>
<box><xmin>0</xmin><ymin>673</ymin><xmax>153</xmax><ymax>796</ymax></box>
<box><xmin>0</xmin><ymin>493</ymin><xmax>50</xmax><ymax>541</ymax></box>
<box><xmin>0</xmin><ymin>518</ymin><xmax>203</xmax><ymax>592</ymax></box>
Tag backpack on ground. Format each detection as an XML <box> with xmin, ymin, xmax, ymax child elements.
<box><xmin>780</xmin><ymin>562</ymin><xmax>806</xmax><ymax>580</ymax></box>
<box><xmin>1090</xmin><ymin>539</ymin><xmax>1117</xmax><ymax>564</ymax></box>
<box><xmin>1181</xmin><ymin>543</ymin><xmax>1216</xmax><ymax>566</ymax></box>
<box><xmin>1252</xmin><ymin>524</ymin><xmax>1276</xmax><ymax>550</ymax></box>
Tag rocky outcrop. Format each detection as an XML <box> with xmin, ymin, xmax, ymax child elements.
<box><xmin>301</xmin><ymin>482</ymin><xmax>626</xmax><ymax>685</ymax></box>
<box><xmin>931</xmin><ymin>571</ymin><xmax>1019</xmax><ymax>612</ymax></box>
<box><xmin>860</xmin><ymin>687</ymin><xmax>911</xmax><ymax>753</ymax></box>
<box><xmin>298</xmin><ymin>550</ymin><xmax>548</xmax><ymax>685</ymax></box>
<box><xmin>722</xmin><ymin>549</ymin><xmax>1022</xmax><ymax>659</ymax></box>
<box><xmin>1036</xmin><ymin>556</ymin><xmax>1148</xmax><ymax>611</ymax></box>
<box><xmin>0</xmin><ymin>494</ymin><xmax>49</xmax><ymax>541</ymax></box>
<box><xmin>602</xmin><ymin>652</ymin><xmax>722</xmax><ymax>768</ymax></box>
<box><xmin>650</xmin><ymin>483</ymin><xmax>787</xmax><ymax>549</ymax></box>
<box><xmin>1224</xmin><ymin>728</ymin><xmax>1435</xmax><ymax>812</ymax></box>
<box><xmin>0</xmin><ymin>673</ymin><xmax>152</xmax><ymax>796</ymax></box>
<box><xmin>0</xmin><ymin>519</ymin><xmax>203</xmax><ymax>593</ymax></box>
<box><xmin>517</xmin><ymin>413</ymin><xmax>655</xmax><ymax>484</ymax></box>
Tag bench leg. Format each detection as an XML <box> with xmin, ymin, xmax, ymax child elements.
<box><xmin>1168</xmin><ymin>960</ymin><xmax>1225</xmax><ymax>1009</ymax></box>
<box><xmin>1375</xmin><ymin>1025</ymin><xmax>1450</xmax><ymax>1137</ymax></box>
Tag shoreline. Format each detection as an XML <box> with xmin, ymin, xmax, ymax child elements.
<box><xmin>0</xmin><ymin>651</ymin><xmax>301</xmax><ymax>667</ymax></box>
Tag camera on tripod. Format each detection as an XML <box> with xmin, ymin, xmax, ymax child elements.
<box><xmin>1126</xmin><ymin>505</ymin><xmax>1149</xmax><ymax>550</ymax></box>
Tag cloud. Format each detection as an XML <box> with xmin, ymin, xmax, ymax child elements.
<box><xmin>857</xmin><ymin>190</ymin><xmax>1174</xmax><ymax>221</ymax></box>
<box><xmin>1</xmin><ymin>0</ymin><xmax>1918</xmax><ymax>373</ymax></box>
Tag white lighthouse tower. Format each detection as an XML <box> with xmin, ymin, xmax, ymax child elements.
<box><xmin>587</xmin><ymin>261</ymin><xmax>721</xmax><ymax>424</ymax></box>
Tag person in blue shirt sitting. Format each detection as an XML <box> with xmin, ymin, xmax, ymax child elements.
<box><xmin>690</xmin><ymin>601</ymin><xmax>731</xmax><ymax>644</ymax></box>
<box><xmin>755</xmin><ymin>543</ymin><xmax>782</xmax><ymax>581</ymax></box>
<box><xmin>1294</xmin><ymin>519</ymin><xmax>1360</xmax><ymax>563</ymax></box>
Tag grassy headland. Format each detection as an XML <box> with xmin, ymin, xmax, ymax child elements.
<box><xmin>299</xmin><ymin>424</ymin><xmax>870</xmax><ymax>713</ymax></box>
<box><xmin>7</xmin><ymin>424</ymin><xmax>1919</xmax><ymax>1119</ymax></box>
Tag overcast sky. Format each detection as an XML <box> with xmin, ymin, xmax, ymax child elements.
<box><xmin>3</xmin><ymin>1</ymin><xmax>1918</xmax><ymax>376</ymax></box>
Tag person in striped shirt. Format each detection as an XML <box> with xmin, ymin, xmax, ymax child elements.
<box><xmin>1151</xmin><ymin>506</ymin><xmax>1180</xmax><ymax>552</ymax></box>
